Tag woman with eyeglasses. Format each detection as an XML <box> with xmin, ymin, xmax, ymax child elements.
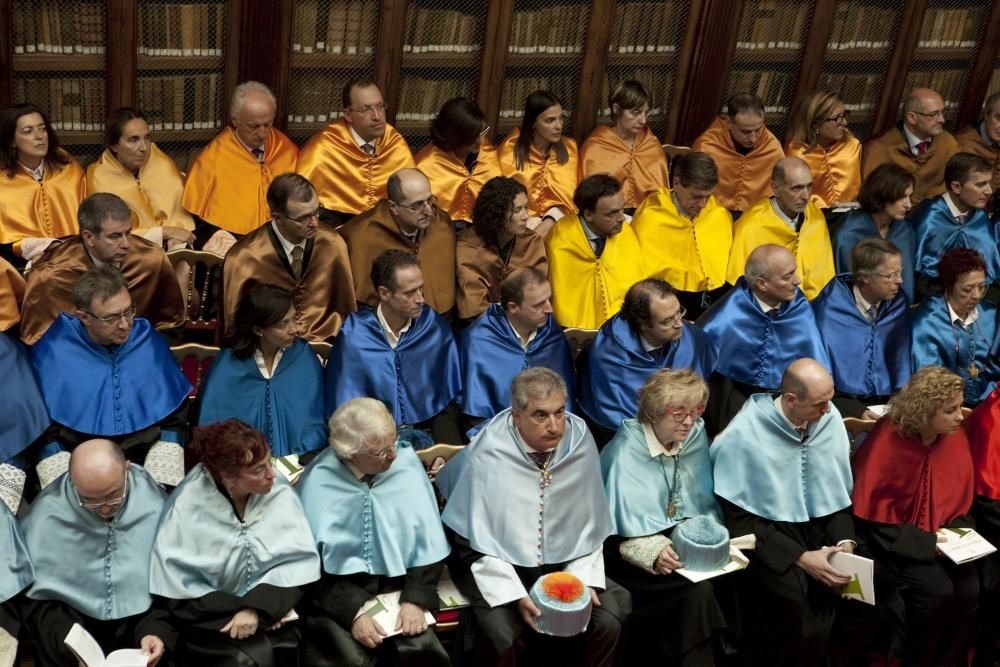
<box><xmin>599</xmin><ymin>369</ymin><xmax>727</xmax><ymax>666</ymax></box>
<box><xmin>912</xmin><ymin>247</ymin><xmax>999</xmax><ymax>405</ymax></box>
<box><xmin>198</xmin><ymin>282</ymin><xmax>327</xmax><ymax>462</ymax></box>
<box><xmin>580</xmin><ymin>80</ymin><xmax>670</xmax><ymax>213</ymax></box>
<box><xmin>498</xmin><ymin>90</ymin><xmax>578</xmax><ymax>238</ymax></box>
<box><xmin>150</xmin><ymin>419</ymin><xmax>320</xmax><ymax>667</ymax></box>
<box><xmin>415</xmin><ymin>97</ymin><xmax>503</xmax><ymax>225</ymax></box>
<box><xmin>785</xmin><ymin>90</ymin><xmax>862</xmax><ymax>209</ymax></box>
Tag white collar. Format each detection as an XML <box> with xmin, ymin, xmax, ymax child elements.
<box><xmin>349</xmin><ymin>124</ymin><xmax>377</xmax><ymax>152</ymax></box>
<box><xmin>506</xmin><ymin>317</ymin><xmax>538</xmax><ymax>351</ymax></box>
<box><xmin>639</xmin><ymin>334</ymin><xmax>661</xmax><ymax>353</ymax></box>
<box><xmin>343</xmin><ymin>459</ymin><xmax>366</xmax><ymax>480</ymax></box>
<box><xmin>270</xmin><ymin>221</ymin><xmax>307</xmax><ymax>261</ymax></box>
<box><xmin>943</xmin><ymin>192</ymin><xmax>969</xmax><ymax>220</ymax></box>
<box><xmin>902</xmin><ymin>124</ymin><xmax>928</xmax><ymax>152</ymax></box>
<box><xmin>376</xmin><ymin>303</ymin><xmax>412</xmax><ymax>348</ymax></box>
<box><xmin>769</xmin><ymin>197</ymin><xmax>799</xmax><ymax>229</ymax></box>
<box><xmin>853</xmin><ymin>284</ymin><xmax>880</xmax><ymax>315</ymax></box>
<box><xmin>947</xmin><ymin>300</ymin><xmax>980</xmax><ymax>328</ymax></box>
<box><xmin>234</xmin><ymin>129</ymin><xmax>265</xmax><ymax>157</ymax></box>
<box><xmin>774</xmin><ymin>396</ymin><xmax>809</xmax><ymax>432</ymax></box>
<box><xmin>253</xmin><ymin>346</ymin><xmax>286</xmax><ymax>380</ymax></box>
<box><xmin>20</xmin><ymin>161</ymin><xmax>44</xmax><ymax>181</ymax></box>
<box><xmin>642</xmin><ymin>422</ymin><xmax>681</xmax><ymax>457</ymax></box>
<box><xmin>670</xmin><ymin>191</ymin><xmax>693</xmax><ymax>220</ymax></box>
<box><xmin>580</xmin><ymin>218</ymin><xmax>602</xmax><ymax>241</ymax></box>
<box><xmin>753</xmin><ymin>292</ymin><xmax>780</xmax><ymax>315</ymax></box>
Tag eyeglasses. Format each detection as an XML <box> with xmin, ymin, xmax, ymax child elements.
<box><xmin>824</xmin><ymin>111</ymin><xmax>849</xmax><ymax>124</ymax></box>
<box><xmin>664</xmin><ymin>406</ymin><xmax>706</xmax><ymax>422</ymax></box>
<box><xmin>349</xmin><ymin>103</ymin><xmax>388</xmax><ymax>117</ymax></box>
<box><xmin>392</xmin><ymin>195</ymin><xmax>437</xmax><ymax>213</ymax></box>
<box><xmin>872</xmin><ymin>268</ymin><xmax>904</xmax><ymax>281</ymax></box>
<box><xmin>362</xmin><ymin>445</ymin><xmax>397</xmax><ymax>460</ymax></box>
<box><xmin>79</xmin><ymin>475</ymin><xmax>128</xmax><ymax>512</ymax></box>
<box><xmin>912</xmin><ymin>109</ymin><xmax>945</xmax><ymax>119</ymax></box>
<box><xmin>282</xmin><ymin>208</ymin><xmax>322</xmax><ymax>224</ymax></box>
<box><xmin>84</xmin><ymin>304</ymin><xmax>136</xmax><ymax>323</ymax></box>
<box><xmin>663</xmin><ymin>306</ymin><xmax>687</xmax><ymax>327</ymax></box>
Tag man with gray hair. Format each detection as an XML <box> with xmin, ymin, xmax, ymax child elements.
<box><xmin>297</xmin><ymin>397</ymin><xmax>451</xmax><ymax>666</ymax></box>
<box><xmin>956</xmin><ymin>91</ymin><xmax>1000</xmax><ymax>199</ymax></box>
<box><xmin>437</xmin><ymin>367</ymin><xmax>631</xmax><ymax>667</ymax></box>
<box><xmin>20</xmin><ymin>192</ymin><xmax>183</xmax><ymax>344</ymax></box>
<box><xmin>182</xmin><ymin>80</ymin><xmax>298</xmax><ymax>251</ymax></box>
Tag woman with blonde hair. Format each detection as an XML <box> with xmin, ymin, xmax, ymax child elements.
<box><xmin>786</xmin><ymin>90</ymin><xmax>862</xmax><ymax>208</ymax></box>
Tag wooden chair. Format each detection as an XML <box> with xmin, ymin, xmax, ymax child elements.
<box><xmin>843</xmin><ymin>417</ymin><xmax>876</xmax><ymax>455</ymax></box>
<box><xmin>415</xmin><ymin>443</ymin><xmax>464</xmax><ymax>468</ymax></box>
<box><xmin>171</xmin><ymin>343</ymin><xmax>220</xmax><ymax>398</ymax></box>
<box><xmin>167</xmin><ymin>248</ymin><xmax>225</xmax><ymax>341</ymax></box>
<box><xmin>662</xmin><ymin>143</ymin><xmax>692</xmax><ymax>171</ymax></box>
<box><xmin>563</xmin><ymin>327</ymin><xmax>599</xmax><ymax>361</ymax></box>
<box><xmin>308</xmin><ymin>340</ymin><xmax>333</xmax><ymax>365</ymax></box>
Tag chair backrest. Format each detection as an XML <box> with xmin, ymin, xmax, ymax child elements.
<box><xmin>662</xmin><ymin>143</ymin><xmax>692</xmax><ymax>173</ymax></box>
<box><xmin>563</xmin><ymin>327</ymin><xmax>598</xmax><ymax>361</ymax></box>
<box><xmin>167</xmin><ymin>248</ymin><xmax>225</xmax><ymax>341</ymax></box>
<box><xmin>415</xmin><ymin>443</ymin><xmax>464</xmax><ymax>467</ymax></box>
<box><xmin>171</xmin><ymin>343</ymin><xmax>220</xmax><ymax>398</ymax></box>
<box><xmin>309</xmin><ymin>340</ymin><xmax>333</xmax><ymax>365</ymax></box>
<box><xmin>843</xmin><ymin>417</ymin><xmax>876</xmax><ymax>455</ymax></box>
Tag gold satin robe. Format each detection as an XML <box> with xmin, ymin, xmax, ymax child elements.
<box><xmin>862</xmin><ymin>127</ymin><xmax>958</xmax><ymax>206</ymax></box>
<box><xmin>297</xmin><ymin>119</ymin><xmax>415</xmax><ymax>216</ymax></box>
<box><xmin>692</xmin><ymin>116</ymin><xmax>784</xmax><ymax>211</ymax></box>
<box><xmin>786</xmin><ymin>134</ymin><xmax>862</xmax><ymax>208</ymax></box>
<box><xmin>632</xmin><ymin>188</ymin><xmax>733</xmax><ymax>293</ymax></box>
<box><xmin>498</xmin><ymin>129</ymin><xmax>578</xmax><ymax>218</ymax></box>
<box><xmin>455</xmin><ymin>227</ymin><xmax>548</xmax><ymax>319</ymax></box>
<box><xmin>415</xmin><ymin>141</ymin><xmax>503</xmax><ymax>222</ymax></box>
<box><xmin>0</xmin><ymin>257</ymin><xmax>25</xmax><ymax>331</ymax></box>
<box><xmin>579</xmin><ymin>125</ymin><xmax>670</xmax><ymax>209</ymax></box>
<box><xmin>0</xmin><ymin>152</ymin><xmax>85</xmax><ymax>251</ymax></box>
<box><xmin>181</xmin><ymin>127</ymin><xmax>299</xmax><ymax>235</ymax></box>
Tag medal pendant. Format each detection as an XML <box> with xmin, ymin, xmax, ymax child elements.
<box><xmin>540</xmin><ymin>471</ymin><xmax>552</xmax><ymax>488</ymax></box>
<box><xmin>667</xmin><ymin>501</ymin><xmax>676</xmax><ymax>518</ymax></box>
<box><xmin>969</xmin><ymin>363</ymin><xmax>980</xmax><ymax>379</ymax></box>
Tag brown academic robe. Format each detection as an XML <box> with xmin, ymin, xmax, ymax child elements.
<box><xmin>862</xmin><ymin>126</ymin><xmax>958</xmax><ymax>206</ymax></box>
<box><xmin>692</xmin><ymin>116</ymin><xmax>784</xmax><ymax>212</ymax></box>
<box><xmin>337</xmin><ymin>200</ymin><xmax>456</xmax><ymax>314</ymax></box>
<box><xmin>455</xmin><ymin>227</ymin><xmax>548</xmax><ymax>320</ymax></box>
<box><xmin>415</xmin><ymin>141</ymin><xmax>503</xmax><ymax>223</ymax></box>
<box><xmin>956</xmin><ymin>124</ymin><xmax>1000</xmax><ymax>192</ymax></box>
<box><xmin>19</xmin><ymin>237</ymin><xmax>184</xmax><ymax>344</ymax></box>
<box><xmin>0</xmin><ymin>257</ymin><xmax>25</xmax><ymax>331</ymax></box>
<box><xmin>222</xmin><ymin>223</ymin><xmax>356</xmax><ymax>341</ymax></box>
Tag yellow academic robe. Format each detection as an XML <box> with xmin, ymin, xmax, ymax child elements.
<box><xmin>0</xmin><ymin>153</ymin><xmax>85</xmax><ymax>249</ymax></box>
<box><xmin>579</xmin><ymin>125</ymin><xmax>670</xmax><ymax>209</ymax></box>
<box><xmin>87</xmin><ymin>145</ymin><xmax>195</xmax><ymax>239</ymax></box>
<box><xmin>415</xmin><ymin>141</ymin><xmax>503</xmax><ymax>223</ymax></box>
<box><xmin>786</xmin><ymin>135</ymin><xmax>862</xmax><ymax>208</ymax></box>
<box><xmin>726</xmin><ymin>198</ymin><xmax>835</xmax><ymax>300</ymax></box>
<box><xmin>632</xmin><ymin>188</ymin><xmax>733</xmax><ymax>292</ymax></box>
<box><xmin>498</xmin><ymin>129</ymin><xmax>578</xmax><ymax>218</ymax></box>
<box><xmin>181</xmin><ymin>127</ymin><xmax>299</xmax><ymax>235</ymax></box>
<box><xmin>545</xmin><ymin>213</ymin><xmax>646</xmax><ymax>329</ymax></box>
<box><xmin>0</xmin><ymin>256</ymin><xmax>25</xmax><ymax>331</ymax></box>
<box><xmin>297</xmin><ymin>119</ymin><xmax>415</xmax><ymax>216</ymax></box>
<box><xmin>692</xmin><ymin>116</ymin><xmax>784</xmax><ymax>211</ymax></box>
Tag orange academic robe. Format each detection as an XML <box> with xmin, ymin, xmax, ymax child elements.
<box><xmin>692</xmin><ymin>116</ymin><xmax>784</xmax><ymax>211</ymax></box>
<box><xmin>956</xmin><ymin>125</ymin><xmax>1000</xmax><ymax>192</ymax></box>
<box><xmin>20</xmin><ymin>236</ymin><xmax>185</xmax><ymax>344</ymax></box>
<box><xmin>0</xmin><ymin>153</ymin><xmax>85</xmax><ymax>251</ymax></box>
<box><xmin>181</xmin><ymin>127</ymin><xmax>299</xmax><ymax>235</ymax></box>
<box><xmin>297</xmin><ymin>119</ymin><xmax>415</xmax><ymax>216</ymax></box>
<box><xmin>0</xmin><ymin>257</ymin><xmax>25</xmax><ymax>331</ymax></box>
<box><xmin>337</xmin><ymin>199</ymin><xmax>456</xmax><ymax>314</ymax></box>
<box><xmin>579</xmin><ymin>125</ymin><xmax>670</xmax><ymax>209</ymax></box>
<box><xmin>414</xmin><ymin>140</ymin><xmax>503</xmax><ymax>223</ymax></box>
<box><xmin>498</xmin><ymin>129</ymin><xmax>578</xmax><ymax>218</ymax></box>
<box><xmin>455</xmin><ymin>227</ymin><xmax>548</xmax><ymax>320</ymax></box>
<box><xmin>786</xmin><ymin>134</ymin><xmax>862</xmax><ymax>208</ymax></box>
<box><xmin>222</xmin><ymin>223</ymin><xmax>356</xmax><ymax>341</ymax></box>
<box><xmin>862</xmin><ymin>126</ymin><xmax>958</xmax><ymax>206</ymax></box>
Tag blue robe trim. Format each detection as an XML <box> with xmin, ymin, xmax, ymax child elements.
<box><xmin>297</xmin><ymin>446</ymin><xmax>450</xmax><ymax>578</ymax></box>
<box><xmin>0</xmin><ymin>502</ymin><xmax>32</xmax><ymax>603</ymax></box>
<box><xmin>812</xmin><ymin>273</ymin><xmax>911</xmax><ymax>396</ymax></box>
<box><xmin>830</xmin><ymin>209</ymin><xmax>915</xmax><ymax>302</ymax></box>
<box><xmin>0</xmin><ymin>334</ymin><xmax>49</xmax><ymax>461</ymax></box>
<box><xmin>700</xmin><ymin>278</ymin><xmax>830</xmax><ymax>389</ymax></box>
<box><xmin>600</xmin><ymin>418</ymin><xmax>721</xmax><ymax>537</ymax></box>
<box><xmin>30</xmin><ymin>314</ymin><xmax>191</xmax><ymax>436</ymax></box>
<box><xmin>912</xmin><ymin>195</ymin><xmax>1000</xmax><ymax>281</ymax></box>
<box><xmin>324</xmin><ymin>306</ymin><xmax>461</xmax><ymax>425</ymax></box>
<box><xmin>458</xmin><ymin>305</ymin><xmax>574</xmax><ymax>421</ymax></box>
<box><xmin>579</xmin><ymin>314</ymin><xmax>718</xmax><ymax>431</ymax></box>
<box><xmin>711</xmin><ymin>394</ymin><xmax>853</xmax><ymax>523</ymax></box>
<box><xmin>198</xmin><ymin>338</ymin><xmax>327</xmax><ymax>457</ymax></box>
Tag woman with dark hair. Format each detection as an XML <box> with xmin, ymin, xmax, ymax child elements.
<box><xmin>785</xmin><ymin>90</ymin><xmax>862</xmax><ymax>208</ymax></box>
<box><xmin>415</xmin><ymin>97</ymin><xmax>502</xmax><ymax>223</ymax></box>
<box><xmin>198</xmin><ymin>282</ymin><xmax>327</xmax><ymax>459</ymax></box>
<box><xmin>455</xmin><ymin>176</ymin><xmax>548</xmax><ymax>319</ymax></box>
<box><xmin>86</xmin><ymin>107</ymin><xmax>194</xmax><ymax>250</ymax></box>
<box><xmin>150</xmin><ymin>419</ymin><xmax>320</xmax><ymax>667</ymax></box>
<box><xmin>912</xmin><ymin>247</ymin><xmax>999</xmax><ymax>405</ymax></box>
<box><xmin>0</xmin><ymin>102</ymin><xmax>85</xmax><ymax>268</ymax></box>
<box><xmin>580</xmin><ymin>80</ymin><xmax>670</xmax><ymax>211</ymax></box>
<box><xmin>498</xmin><ymin>90</ymin><xmax>578</xmax><ymax>238</ymax></box>
<box><xmin>830</xmin><ymin>163</ymin><xmax>917</xmax><ymax>300</ymax></box>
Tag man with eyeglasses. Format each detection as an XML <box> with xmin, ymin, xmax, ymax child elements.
<box><xmin>298</xmin><ymin>79</ymin><xmax>415</xmax><ymax>227</ymax></box>
<box><xmin>221</xmin><ymin>173</ymin><xmax>356</xmax><ymax>342</ymax></box>
<box><xmin>863</xmin><ymin>87</ymin><xmax>959</xmax><ymax>206</ymax></box>
<box><xmin>20</xmin><ymin>192</ymin><xmax>184</xmax><ymax>345</ymax></box>
<box><xmin>338</xmin><ymin>167</ymin><xmax>456</xmax><ymax>314</ymax></box>
<box><xmin>712</xmin><ymin>358</ymin><xmax>859</xmax><ymax>665</ymax></box>
<box><xmin>579</xmin><ymin>278</ymin><xmax>717</xmax><ymax>447</ymax></box>
<box><xmin>812</xmin><ymin>238</ymin><xmax>912</xmax><ymax>418</ymax></box>
<box><xmin>29</xmin><ymin>266</ymin><xmax>191</xmax><ymax>491</ymax></box>
<box><xmin>19</xmin><ymin>439</ymin><xmax>173</xmax><ymax>666</ymax></box>
<box><xmin>182</xmin><ymin>81</ymin><xmax>299</xmax><ymax>251</ymax></box>
<box><xmin>437</xmin><ymin>368</ymin><xmax>631</xmax><ymax>667</ymax></box>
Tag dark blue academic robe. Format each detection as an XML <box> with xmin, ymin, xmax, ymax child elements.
<box><xmin>830</xmin><ymin>209</ymin><xmax>915</xmax><ymax>302</ymax></box>
<box><xmin>912</xmin><ymin>195</ymin><xmax>1000</xmax><ymax>282</ymax></box>
<box><xmin>579</xmin><ymin>313</ymin><xmax>718</xmax><ymax>432</ymax></box>
<box><xmin>0</xmin><ymin>334</ymin><xmax>49</xmax><ymax>461</ymax></box>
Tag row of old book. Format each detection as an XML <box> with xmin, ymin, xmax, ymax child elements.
<box><xmin>13</xmin><ymin>77</ymin><xmax>105</xmax><ymax>131</ymax></box>
<box><xmin>506</xmin><ymin>5</ymin><xmax>588</xmax><ymax>55</ymax></box>
<box><xmin>607</xmin><ymin>1</ymin><xmax>685</xmax><ymax>55</ymax></box>
<box><xmin>734</xmin><ymin>2</ymin><xmax>810</xmax><ymax>51</ymax></box>
<box><xmin>915</xmin><ymin>6</ymin><xmax>987</xmax><ymax>50</ymax></box>
<box><xmin>402</xmin><ymin>7</ymin><xmax>481</xmax><ymax>54</ymax></box>
<box><xmin>726</xmin><ymin>70</ymin><xmax>796</xmax><ymax>114</ymax></box>
<box><xmin>136</xmin><ymin>74</ymin><xmax>225</xmax><ymax>131</ymax></box>
<box><xmin>290</xmin><ymin>0</ymin><xmax>377</xmax><ymax>56</ymax></box>
<box><xmin>136</xmin><ymin>2</ymin><xmax>226</xmax><ymax>57</ymax></box>
<box><xmin>499</xmin><ymin>76</ymin><xmax>576</xmax><ymax>119</ymax></box>
<box><xmin>11</xmin><ymin>1</ymin><xmax>105</xmax><ymax>55</ymax></box>
<box><xmin>597</xmin><ymin>69</ymin><xmax>668</xmax><ymax>119</ymax></box>
<box><xmin>902</xmin><ymin>68</ymin><xmax>974</xmax><ymax>113</ymax></box>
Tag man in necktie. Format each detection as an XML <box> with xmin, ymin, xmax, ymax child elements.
<box><xmin>221</xmin><ymin>173</ymin><xmax>356</xmax><ymax>342</ymax></box>
<box><xmin>956</xmin><ymin>92</ymin><xmax>1000</xmax><ymax>205</ymax></box>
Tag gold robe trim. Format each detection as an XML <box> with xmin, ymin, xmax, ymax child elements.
<box><xmin>415</xmin><ymin>140</ymin><xmax>503</xmax><ymax>223</ymax></box>
<box><xmin>0</xmin><ymin>152</ymin><xmax>85</xmax><ymax>246</ymax></box>
<box><xmin>786</xmin><ymin>134</ymin><xmax>862</xmax><ymax>208</ymax></box>
<box><xmin>0</xmin><ymin>257</ymin><xmax>25</xmax><ymax>331</ymax></box>
<box><xmin>580</xmin><ymin>125</ymin><xmax>670</xmax><ymax>209</ymax></box>
<box><xmin>692</xmin><ymin>116</ymin><xmax>784</xmax><ymax>212</ymax></box>
<box><xmin>861</xmin><ymin>126</ymin><xmax>958</xmax><ymax>207</ymax></box>
<box><xmin>455</xmin><ymin>227</ymin><xmax>548</xmax><ymax>319</ymax></box>
<box><xmin>498</xmin><ymin>128</ymin><xmax>578</xmax><ymax>218</ymax></box>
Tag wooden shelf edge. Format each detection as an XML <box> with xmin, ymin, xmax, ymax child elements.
<box><xmin>605</xmin><ymin>51</ymin><xmax>677</xmax><ymax>67</ymax></box>
<box><xmin>290</xmin><ymin>52</ymin><xmax>374</xmax><ymax>69</ymax></box>
<box><xmin>138</xmin><ymin>54</ymin><xmax>225</xmax><ymax>70</ymax></box>
<box><xmin>400</xmin><ymin>52</ymin><xmax>480</xmax><ymax>69</ymax></box>
<box><xmin>13</xmin><ymin>53</ymin><xmax>104</xmax><ymax>72</ymax></box>
<box><xmin>731</xmin><ymin>48</ymin><xmax>799</xmax><ymax>64</ymax></box>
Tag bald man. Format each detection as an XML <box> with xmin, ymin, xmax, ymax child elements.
<box><xmin>19</xmin><ymin>439</ymin><xmax>172</xmax><ymax>666</ymax></box>
<box><xmin>337</xmin><ymin>168</ymin><xmax>456</xmax><ymax>314</ymax></box>
<box><xmin>863</xmin><ymin>87</ymin><xmax>959</xmax><ymax>206</ymax></box>
<box><xmin>711</xmin><ymin>359</ymin><xmax>859</xmax><ymax>665</ymax></box>
<box><xmin>182</xmin><ymin>81</ymin><xmax>299</xmax><ymax>250</ymax></box>
<box><xmin>726</xmin><ymin>157</ymin><xmax>835</xmax><ymax>300</ymax></box>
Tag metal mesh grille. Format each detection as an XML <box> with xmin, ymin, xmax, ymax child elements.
<box><xmin>396</xmin><ymin>0</ymin><xmax>488</xmax><ymax>152</ymax></box>
<box><xmin>902</xmin><ymin>0</ymin><xmax>990</xmax><ymax>133</ymax></box>
<box><xmin>10</xmin><ymin>0</ymin><xmax>107</xmax><ymax>164</ymax></box>
<box><xmin>498</xmin><ymin>0</ymin><xmax>592</xmax><ymax>138</ymax></box>
<box><xmin>816</xmin><ymin>1</ymin><xmax>903</xmax><ymax>142</ymax></box>
<box><xmin>286</xmin><ymin>0</ymin><xmax>380</xmax><ymax>146</ymax></box>
<box><xmin>600</xmin><ymin>0</ymin><xmax>689</xmax><ymax>141</ymax></box>
<box><xmin>723</xmin><ymin>0</ymin><xmax>815</xmax><ymax>141</ymax></box>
